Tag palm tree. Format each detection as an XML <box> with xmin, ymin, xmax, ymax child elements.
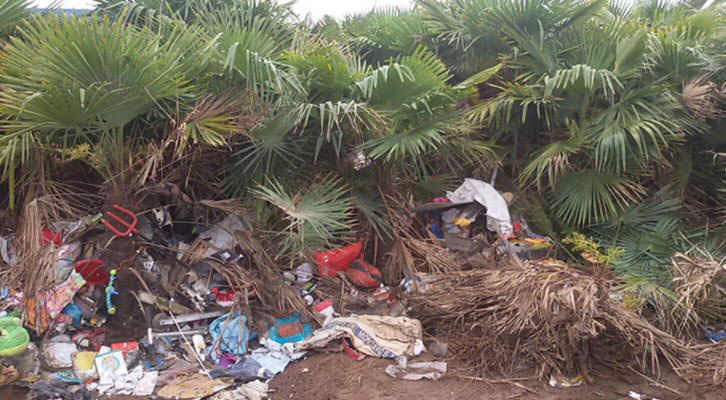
<box><xmin>419</xmin><ymin>0</ymin><xmax>726</xmax><ymax>321</ymax></box>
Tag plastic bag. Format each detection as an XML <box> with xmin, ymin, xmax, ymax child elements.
<box><xmin>210</xmin><ymin>311</ymin><xmax>249</xmax><ymax>356</ymax></box>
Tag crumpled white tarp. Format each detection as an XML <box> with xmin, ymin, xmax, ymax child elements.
<box><xmin>446</xmin><ymin>178</ymin><xmax>513</xmax><ymax>235</ymax></box>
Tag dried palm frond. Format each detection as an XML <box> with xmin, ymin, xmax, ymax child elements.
<box><xmin>10</xmin><ymin>243</ymin><xmax>57</xmax><ymax>299</ymax></box>
<box><xmin>405</xmin><ymin>265</ymin><xmax>726</xmax><ymax>384</ymax></box>
<box><xmin>198</xmin><ymin>199</ymin><xmax>249</xmax><ymax>218</ymax></box>
<box><xmin>683</xmin><ymin>76</ymin><xmax>725</xmax><ymax>121</ymax></box>
<box><xmin>381</xmin><ymin>193</ymin><xmax>459</xmax><ymax>283</ymax></box>
<box><xmin>406</xmin><ymin>265</ymin><xmax>607</xmax><ymax>378</ymax></box>
<box><xmin>671</xmin><ymin>249</ymin><xmax>726</xmax><ymax>326</ymax></box>
<box><xmin>233</xmin><ymin>229</ymin><xmax>319</xmax><ymax>324</ymax></box>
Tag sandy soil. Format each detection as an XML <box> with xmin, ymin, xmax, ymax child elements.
<box><xmin>2</xmin><ymin>352</ymin><xmax>723</xmax><ymax>399</ymax></box>
<box><xmin>269</xmin><ymin>353</ymin><xmax>724</xmax><ymax>400</ymax></box>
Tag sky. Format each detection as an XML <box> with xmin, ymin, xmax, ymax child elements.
<box><xmin>32</xmin><ymin>0</ymin><xmax>415</xmax><ymax>19</ymax></box>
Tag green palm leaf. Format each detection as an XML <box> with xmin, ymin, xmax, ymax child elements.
<box><xmin>0</xmin><ymin>0</ymin><xmax>30</xmax><ymax>37</ymax></box>
<box><xmin>554</xmin><ymin>170</ymin><xmax>644</xmax><ymax>226</ymax></box>
<box><xmin>519</xmin><ymin>131</ymin><xmax>586</xmax><ymax>189</ymax></box>
<box><xmin>251</xmin><ymin>175</ymin><xmax>353</xmax><ymax>259</ymax></box>
<box><xmin>225</xmin><ymin>113</ymin><xmax>307</xmax><ymax>196</ymax></box>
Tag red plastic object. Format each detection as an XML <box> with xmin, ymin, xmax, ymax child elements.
<box><xmin>343</xmin><ymin>337</ymin><xmax>365</xmax><ymax>360</ymax></box>
<box><xmin>101</xmin><ymin>204</ymin><xmax>139</xmax><ymax>237</ymax></box>
<box><xmin>211</xmin><ymin>288</ymin><xmax>236</xmax><ymax>307</ymax></box>
<box><xmin>312</xmin><ymin>299</ymin><xmax>332</xmax><ymax>313</ymax></box>
<box><xmin>314</xmin><ymin>241</ymin><xmax>363</xmax><ymax>277</ymax></box>
<box><xmin>74</xmin><ymin>259</ymin><xmax>109</xmax><ymax>285</ymax></box>
<box><xmin>41</xmin><ymin>227</ymin><xmax>63</xmax><ymax>246</ymax></box>
<box><xmin>111</xmin><ymin>341</ymin><xmax>139</xmax><ymax>357</ymax></box>
<box><xmin>346</xmin><ymin>259</ymin><xmax>382</xmax><ymax>288</ymax></box>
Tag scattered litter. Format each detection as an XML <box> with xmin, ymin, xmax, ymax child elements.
<box><xmin>0</xmin><ymin>316</ymin><xmax>29</xmax><ymax>357</ymax></box>
<box><xmin>95</xmin><ymin>349</ymin><xmax>128</xmax><ymax>387</ymax></box>
<box><xmin>446</xmin><ymin>178</ymin><xmax>513</xmax><ymax>235</ymax></box>
<box><xmin>72</xmin><ymin>351</ymin><xmax>98</xmax><ymax>380</ymax></box>
<box><xmin>268</xmin><ymin>313</ymin><xmax>313</xmax><ymax>344</ymax></box>
<box><xmin>210</xmin><ymin>380</ymin><xmax>269</xmax><ymax>400</ymax></box>
<box><xmin>133</xmin><ymin>370</ymin><xmax>158</xmax><ymax>396</ymax></box>
<box><xmin>0</xmin><ymin>171</ymin><xmax>719</xmax><ymax>400</ymax></box>
<box><xmin>210</xmin><ymin>357</ymin><xmax>271</xmax><ymax>382</ymax></box>
<box><xmin>0</xmin><ymin>236</ymin><xmax>18</xmax><ymax>267</ymax></box>
<box><xmin>198</xmin><ymin>215</ymin><xmax>249</xmax><ymax>257</ymax></box>
<box><xmin>41</xmin><ymin>335</ymin><xmax>77</xmax><ymax>369</ymax></box>
<box><xmin>549</xmin><ymin>373</ymin><xmax>583</xmax><ymax>388</ymax></box>
<box><xmin>428</xmin><ymin>341</ymin><xmax>448</xmax><ymax>358</ymax></box>
<box><xmin>45</xmin><ymin>272</ymin><xmax>86</xmax><ymax>318</ymax></box>
<box><xmin>157</xmin><ymin>373</ymin><xmax>234</xmax><ymax>399</ymax></box>
<box><xmin>628</xmin><ymin>391</ymin><xmax>661</xmax><ymax>400</ymax></box>
<box><xmin>385</xmin><ymin>357</ymin><xmax>447</xmax><ymax>381</ymax></box>
<box><xmin>295</xmin><ymin>263</ymin><xmax>313</xmax><ymax>283</ymax></box>
<box><xmin>0</xmin><ymin>365</ymin><xmax>19</xmax><ymax>386</ymax></box>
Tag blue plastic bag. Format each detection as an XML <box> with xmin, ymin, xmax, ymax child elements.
<box><xmin>210</xmin><ymin>311</ymin><xmax>249</xmax><ymax>355</ymax></box>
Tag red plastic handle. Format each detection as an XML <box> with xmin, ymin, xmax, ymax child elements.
<box><xmin>101</xmin><ymin>204</ymin><xmax>139</xmax><ymax>237</ymax></box>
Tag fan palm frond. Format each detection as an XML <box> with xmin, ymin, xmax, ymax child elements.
<box><xmin>251</xmin><ymin>175</ymin><xmax>354</xmax><ymax>260</ymax></box>
<box><xmin>0</xmin><ymin>0</ymin><xmax>30</xmax><ymax>37</ymax></box>
<box><xmin>554</xmin><ymin>170</ymin><xmax>644</xmax><ymax>226</ymax></box>
<box><xmin>224</xmin><ymin>113</ymin><xmax>307</xmax><ymax>196</ymax></box>
<box><xmin>340</xmin><ymin>7</ymin><xmax>429</xmax><ymax>63</ymax></box>
<box><xmin>519</xmin><ymin>131</ymin><xmax>587</xmax><ymax>189</ymax></box>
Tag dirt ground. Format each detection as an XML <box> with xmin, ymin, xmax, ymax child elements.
<box><xmin>269</xmin><ymin>353</ymin><xmax>724</xmax><ymax>400</ymax></box>
<box><xmin>1</xmin><ymin>352</ymin><xmax>723</xmax><ymax>399</ymax></box>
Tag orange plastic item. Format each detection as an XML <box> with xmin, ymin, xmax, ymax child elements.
<box><xmin>314</xmin><ymin>241</ymin><xmax>363</xmax><ymax>277</ymax></box>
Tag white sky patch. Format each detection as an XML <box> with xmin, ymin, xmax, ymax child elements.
<box><xmin>31</xmin><ymin>0</ymin><xmax>415</xmax><ymax>19</ymax></box>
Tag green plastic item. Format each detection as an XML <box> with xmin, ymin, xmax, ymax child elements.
<box><xmin>0</xmin><ymin>316</ymin><xmax>30</xmax><ymax>357</ymax></box>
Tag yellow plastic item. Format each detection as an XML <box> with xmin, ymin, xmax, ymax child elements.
<box><xmin>73</xmin><ymin>351</ymin><xmax>98</xmax><ymax>380</ymax></box>
<box><xmin>453</xmin><ymin>217</ymin><xmax>471</xmax><ymax>228</ymax></box>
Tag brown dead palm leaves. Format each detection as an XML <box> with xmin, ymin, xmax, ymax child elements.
<box><xmin>682</xmin><ymin>76</ymin><xmax>725</xmax><ymax>121</ymax></box>
<box><xmin>404</xmin><ymin>264</ymin><xmax>726</xmax><ymax>385</ymax></box>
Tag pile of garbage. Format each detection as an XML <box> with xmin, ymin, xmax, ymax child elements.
<box><xmin>0</xmin><ymin>198</ymin><xmax>445</xmax><ymax>399</ymax></box>
<box><xmin>2</xmin><ymin>176</ymin><xmax>726</xmax><ymax>399</ymax></box>
<box><xmin>401</xmin><ymin>180</ymin><xmax>726</xmax><ymax>385</ymax></box>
